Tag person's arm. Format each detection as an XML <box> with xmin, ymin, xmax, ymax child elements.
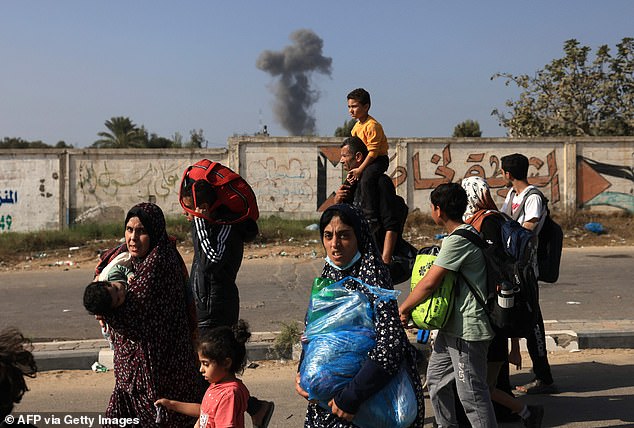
<box><xmin>382</xmin><ymin>230</ymin><xmax>398</xmax><ymax>265</ymax></box>
<box><xmin>376</xmin><ymin>178</ymin><xmax>406</xmax><ymax>264</ymax></box>
<box><xmin>155</xmin><ymin>398</ymin><xmax>201</xmax><ymax>417</ymax></box>
<box><xmin>331</xmin><ymin>298</ymin><xmax>406</xmax><ymax>416</ymax></box>
<box><xmin>399</xmin><ymin>264</ymin><xmax>450</xmax><ymax>326</ymax></box>
<box><xmin>348</xmin><ymin>152</ymin><xmax>377</xmax><ymax>181</ymax></box>
<box><xmin>193</xmin><ymin>217</ymin><xmax>233</xmax><ymax>270</ymax></box>
<box><xmin>521</xmin><ymin>194</ymin><xmax>543</xmax><ymax>231</ymax></box>
<box><xmin>508</xmin><ymin>338</ymin><xmax>521</xmax><ymax>369</ymax></box>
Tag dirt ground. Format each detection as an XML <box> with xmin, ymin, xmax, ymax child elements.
<box><xmin>24</xmin><ymin>348</ymin><xmax>634</xmax><ymax>389</ymax></box>
<box><xmin>17</xmin><ymin>349</ymin><xmax>634</xmax><ymax>417</ymax></box>
<box><xmin>2</xmin><ymin>212</ymin><xmax>632</xmax><ymax>272</ymax></box>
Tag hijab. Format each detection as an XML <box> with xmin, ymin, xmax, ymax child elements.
<box><xmin>124</xmin><ymin>202</ymin><xmax>168</xmax><ymax>252</ymax></box>
<box><xmin>122</xmin><ymin>203</ymin><xmax>187</xmax><ymax>298</ymax></box>
<box><xmin>461</xmin><ymin>176</ymin><xmax>498</xmax><ymax>221</ymax></box>
<box><xmin>319</xmin><ymin>204</ymin><xmax>392</xmax><ymax>290</ymax></box>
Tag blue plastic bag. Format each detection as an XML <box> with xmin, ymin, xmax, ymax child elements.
<box><xmin>299</xmin><ymin>276</ymin><xmax>417</xmax><ymax>428</ymax></box>
<box><xmin>584</xmin><ymin>222</ymin><xmax>605</xmax><ymax>234</ymax></box>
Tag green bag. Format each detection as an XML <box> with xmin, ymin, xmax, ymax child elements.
<box><xmin>409</xmin><ymin>246</ymin><xmax>456</xmax><ymax>329</ymax></box>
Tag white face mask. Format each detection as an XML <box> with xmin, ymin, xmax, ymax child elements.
<box><xmin>325</xmin><ymin>251</ymin><xmax>362</xmax><ymax>271</ymax></box>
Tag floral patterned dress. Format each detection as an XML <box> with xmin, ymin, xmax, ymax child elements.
<box><xmin>101</xmin><ymin>203</ymin><xmax>205</xmax><ymax>427</ymax></box>
<box><xmin>303</xmin><ymin>204</ymin><xmax>425</xmax><ymax>428</ymax></box>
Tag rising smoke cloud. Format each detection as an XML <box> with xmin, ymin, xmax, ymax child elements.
<box><xmin>256</xmin><ymin>29</ymin><xmax>332</xmax><ymax>136</ymax></box>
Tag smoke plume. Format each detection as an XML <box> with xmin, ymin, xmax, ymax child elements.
<box><xmin>257</xmin><ymin>29</ymin><xmax>332</xmax><ymax>135</ymax></box>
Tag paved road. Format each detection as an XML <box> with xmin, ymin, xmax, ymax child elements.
<box><xmin>14</xmin><ymin>349</ymin><xmax>634</xmax><ymax>427</ymax></box>
<box><xmin>1</xmin><ymin>246</ymin><xmax>633</xmax><ymax>341</ymax></box>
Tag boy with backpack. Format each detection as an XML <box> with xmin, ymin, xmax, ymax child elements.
<box><xmin>500</xmin><ymin>153</ymin><xmax>556</xmax><ymax>395</ymax></box>
<box><xmin>399</xmin><ymin>182</ymin><xmax>497</xmax><ymax>427</ymax></box>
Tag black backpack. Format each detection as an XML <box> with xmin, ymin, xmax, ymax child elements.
<box><xmin>507</xmin><ymin>187</ymin><xmax>563</xmax><ymax>283</ymax></box>
<box><xmin>453</xmin><ymin>220</ymin><xmax>539</xmax><ymax>338</ymax></box>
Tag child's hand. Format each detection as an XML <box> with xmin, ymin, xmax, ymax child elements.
<box><xmin>154</xmin><ymin>398</ymin><xmax>171</xmax><ymax>410</ymax></box>
<box><xmin>398</xmin><ymin>307</ymin><xmax>412</xmax><ymax>329</ymax></box>
<box><xmin>347</xmin><ymin>168</ymin><xmax>362</xmax><ymax>182</ymax></box>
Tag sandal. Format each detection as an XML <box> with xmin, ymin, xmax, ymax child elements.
<box><xmin>516</xmin><ymin>379</ymin><xmax>557</xmax><ymax>394</ymax></box>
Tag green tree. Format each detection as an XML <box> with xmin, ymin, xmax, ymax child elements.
<box><xmin>492</xmin><ymin>38</ymin><xmax>634</xmax><ymax>137</ymax></box>
<box><xmin>55</xmin><ymin>141</ymin><xmax>73</xmax><ymax>148</ymax></box>
<box><xmin>334</xmin><ymin>119</ymin><xmax>356</xmax><ymax>137</ymax></box>
<box><xmin>185</xmin><ymin>129</ymin><xmax>206</xmax><ymax>148</ymax></box>
<box><xmin>146</xmin><ymin>133</ymin><xmax>176</xmax><ymax>148</ymax></box>
<box><xmin>453</xmin><ymin>120</ymin><xmax>482</xmax><ymax>137</ymax></box>
<box><xmin>0</xmin><ymin>137</ymin><xmax>49</xmax><ymax>148</ymax></box>
<box><xmin>92</xmin><ymin>117</ymin><xmax>146</xmax><ymax>148</ymax></box>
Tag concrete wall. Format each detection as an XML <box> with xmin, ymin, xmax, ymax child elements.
<box><xmin>0</xmin><ymin>151</ymin><xmax>64</xmax><ymax>232</ymax></box>
<box><xmin>0</xmin><ymin>137</ymin><xmax>632</xmax><ymax>232</ymax></box>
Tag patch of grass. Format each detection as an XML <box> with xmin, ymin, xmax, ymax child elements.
<box><xmin>253</xmin><ymin>215</ymin><xmax>320</xmax><ymax>244</ymax></box>
<box><xmin>0</xmin><ymin>222</ymin><xmax>123</xmax><ymax>257</ymax></box>
<box><xmin>271</xmin><ymin>320</ymin><xmax>303</xmax><ymax>359</ymax></box>
<box><xmin>0</xmin><ymin>215</ymin><xmax>321</xmax><ymax>263</ymax></box>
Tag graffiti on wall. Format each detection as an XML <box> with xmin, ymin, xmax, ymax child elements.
<box><xmin>409</xmin><ymin>145</ymin><xmax>560</xmax><ymax>203</ymax></box>
<box><xmin>78</xmin><ymin>161</ymin><xmax>182</xmax><ymax>202</ymax></box>
<box><xmin>248</xmin><ymin>157</ymin><xmax>314</xmax><ymax>212</ymax></box>
<box><xmin>0</xmin><ymin>190</ymin><xmax>18</xmax><ymax>206</ymax></box>
<box><xmin>74</xmin><ymin>160</ymin><xmax>183</xmax><ymax>223</ymax></box>
<box><xmin>0</xmin><ymin>166</ymin><xmax>60</xmax><ymax>232</ymax></box>
<box><xmin>0</xmin><ymin>189</ymin><xmax>17</xmax><ymax>231</ymax></box>
<box><xmin>317</xmin><ymin>144</ymin><xmax>560</xmax><ymax>212</ymax></box>
<box><xmin>577</xmin><ymin>155</ymin><xmax>634</xmax><ymax>213</ymax></box>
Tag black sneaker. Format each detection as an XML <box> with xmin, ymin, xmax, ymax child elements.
<box><xmin>522</xmin><ymin>405</ymin><xmax>544</xmax><ymax>428</ymax></box>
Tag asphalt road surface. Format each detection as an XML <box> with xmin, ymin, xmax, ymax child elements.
<box><xmin>1</xmin><ymin>247</ymin><xmax>633</xmax><ymax>341</ymax></box>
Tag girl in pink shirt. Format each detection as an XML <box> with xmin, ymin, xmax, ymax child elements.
<box><xmin>156</xmin><ymin>320</ymin><xmax>253</xmax><ymax>428</ymax></box>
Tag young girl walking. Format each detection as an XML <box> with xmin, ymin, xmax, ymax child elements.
<box><xmin>155</xmin><ymin>320</ymin><xmax>260</xmax><ymax>428</ymax></box>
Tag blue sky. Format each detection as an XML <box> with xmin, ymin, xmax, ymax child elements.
<box><xmin>1</xmin><ymin>1</ymin><xmax>632</xmax><ymax>147</ymax></box>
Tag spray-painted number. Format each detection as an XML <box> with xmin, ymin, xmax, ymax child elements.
<box><xmin>0</xmin><ymin>215</ymin><xmax>12</xmax><ymax>231</ymax></box>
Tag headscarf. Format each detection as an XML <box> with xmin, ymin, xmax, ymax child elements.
<box><xmin>319</xmin><ymin>204</ymin><xmax>392</xmax><ymax>290</ymax></box>
<box><xmin>105</xmin><ymin>202</ymin><xmax>201</xmax><ymax>425</ymax></box>
<box><xmin>461</xmin><ymin>175</ymin><xmax>498</xmax><ymax>221</ymax></box>
<box><xmin>124</xmin><ymin>202</ymin><xmax>168</xmax><ymax>252</ymax></box>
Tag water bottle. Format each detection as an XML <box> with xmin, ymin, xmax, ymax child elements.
<box><xmin>497</xmin><ymin>281</ymin><xmax>516</xmax><ymax>309</ymax></box>
<box><xmin>308</xmin><ymin>277</ymin><xmax>335</xmax><ymax>323</ymax></box>
<box><xmin>311</xmin><ymin>277</ymin><xmax>333</xmax><ymax>296</ymax></box>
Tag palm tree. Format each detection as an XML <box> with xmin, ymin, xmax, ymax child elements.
<box><xmin>93</xmin><ymin>117</ymin><xmax>146</xmax><ymax>148</ymax></box>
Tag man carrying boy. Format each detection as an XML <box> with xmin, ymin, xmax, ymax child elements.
<box><xmin>500</xmin><ymin>153</ymin><xmax>556</xmax><ymax>395</ymax></box>
<box><xmin>399</xmin><ymin>183</ymin><xmax>497</xmax><ymax>427</ymax></box>
<box><xmin>335</xmin><ymin>136</ymin><xmax>414</xmax><ymax>283</ymax></box>
<box><xmin>346</xmin><ymin>88</ymin><xmax>390</xmax><ymax>230</ymax></box>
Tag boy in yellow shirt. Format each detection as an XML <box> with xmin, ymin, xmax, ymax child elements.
<box><xmin>346</xmin><ymin>88</ymin><xmax>389</xmax><ymax>231</ymax></box>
